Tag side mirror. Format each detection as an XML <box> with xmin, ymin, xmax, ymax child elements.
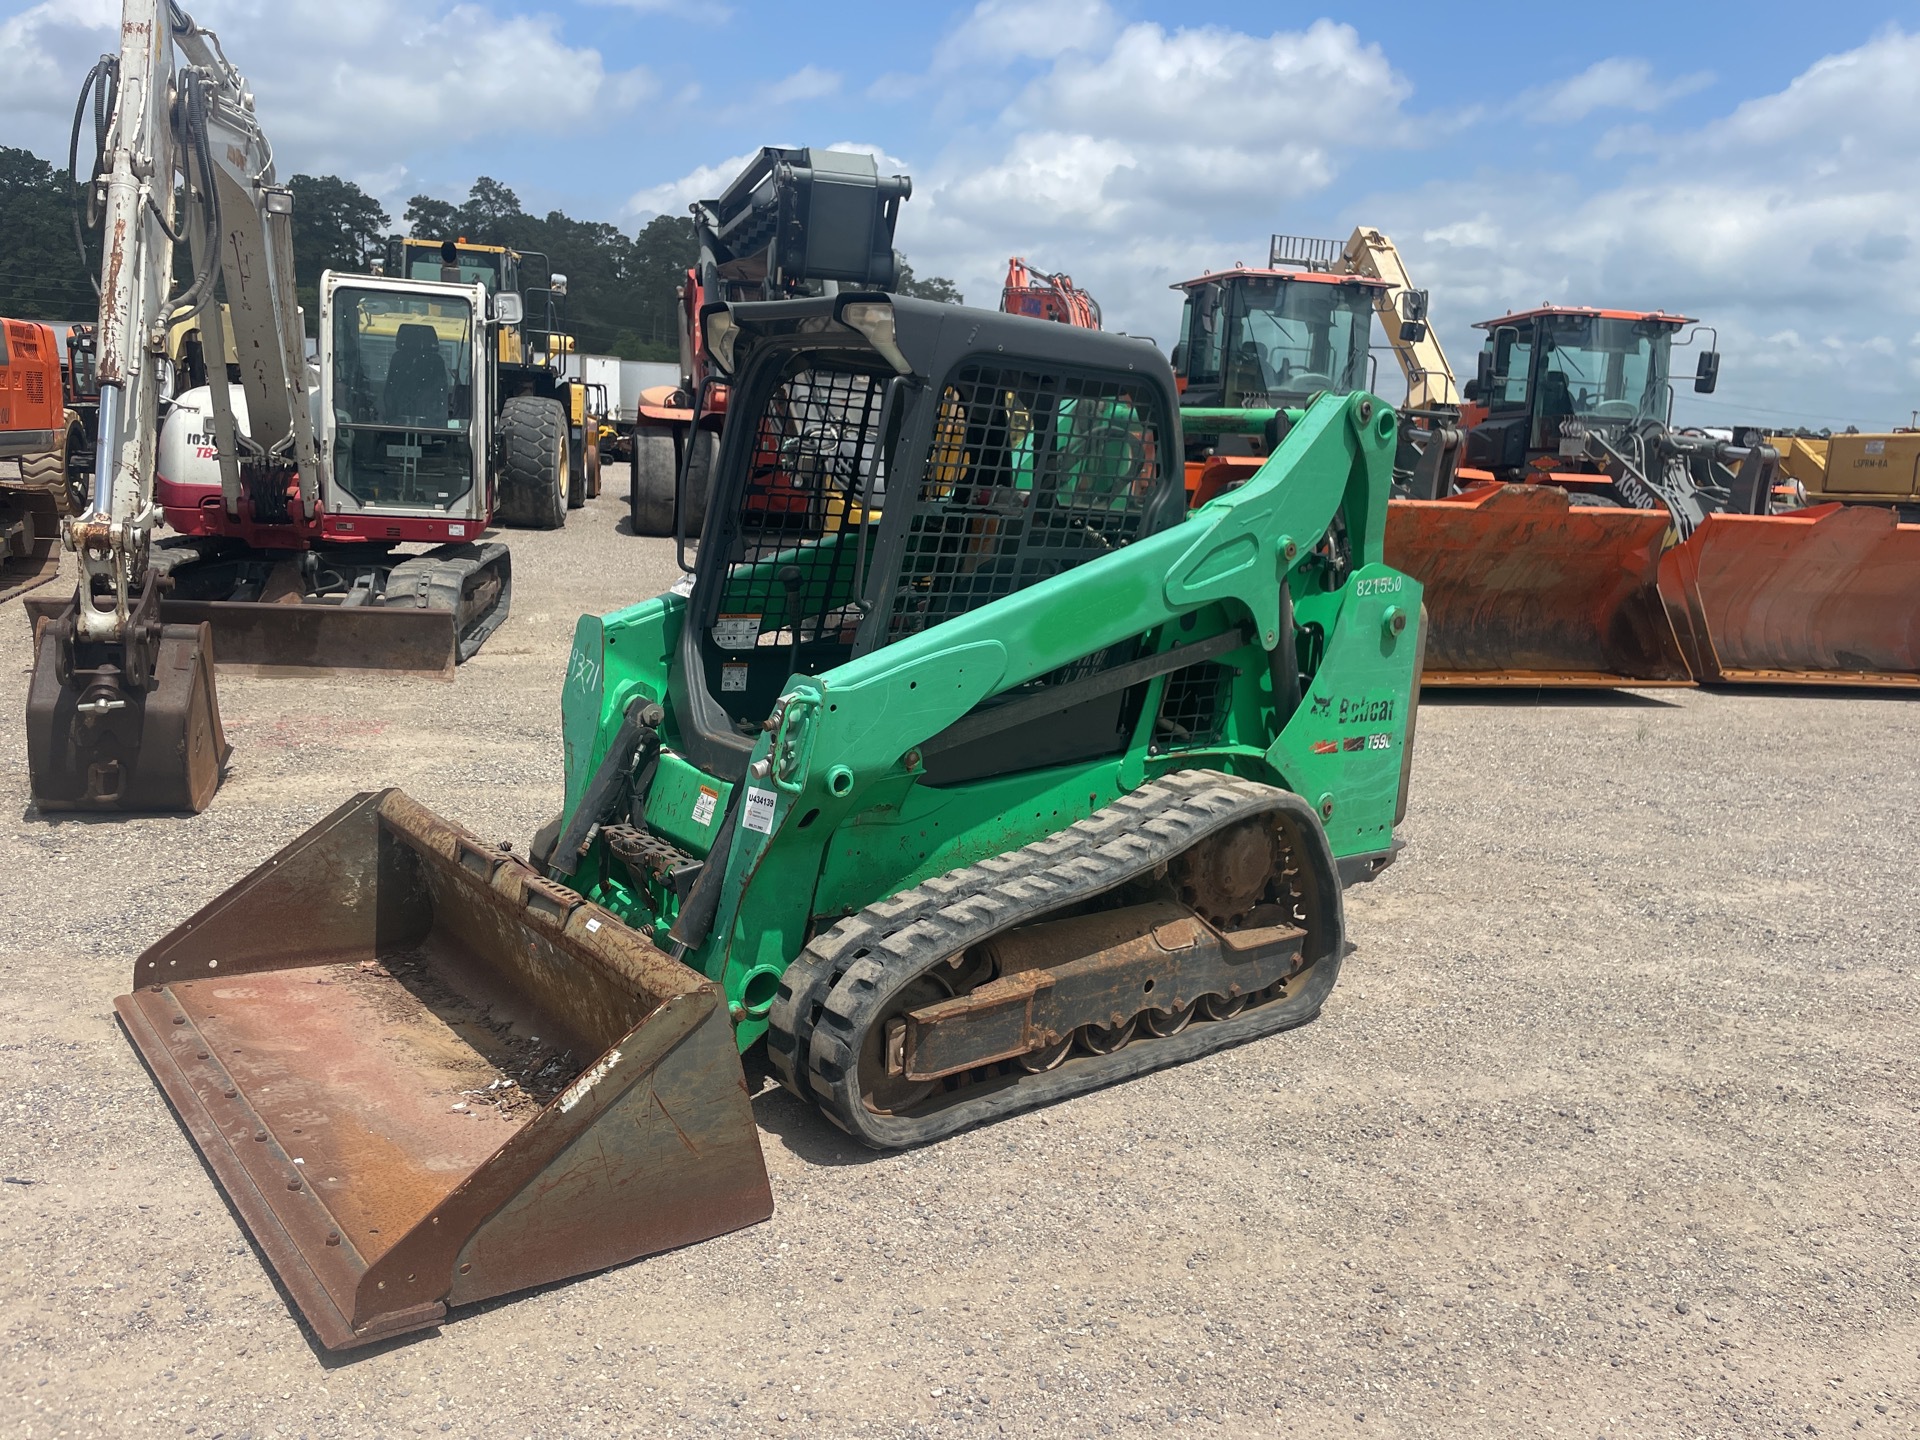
<box><xmin>1196</xmin><ymin>283</ymin><xmax>1221</xmax><ymax>327</ymax></box>
<box><xmin>1400</xmin><ymin>288</ymin><xmax>1429</xmax><ymax>325</ymax></box>
<box><xmin>1476</xmin><ymin>349</ymin><xmax>1495</xmax><ymax>393</ymax></box>
<box><xmin>1694</xmin><ymin>351</ymin><xmax>1720</xmax><ymax>394</ymax></box>
<box><xmin>549</xmin><ymin>272</ymin><xmax>569</xmax><ymax>298</ymax></box>
<box><xmin>1170</xmin><ymin>341</ymin><xmax>1188</xmax><ymax>375</ymax></box>
<box><xmin>493</xmin><ymin>292</ymin><xmax>524</xmax><ymax>326</ymax></box>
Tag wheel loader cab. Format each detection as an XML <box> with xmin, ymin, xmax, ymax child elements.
<box><xmin>1172</xmin><ymin>270</ymin><xmax>1381</xmax><ymax>417</ymax></box>
<box><xmin>1466</xmin><ymin>307</ymin><xmax>1688</xmax><ymax>475</ymax></box>
<box><xmin>673</xmin><ymin>293</ymin><xmax>1186</xmax><ymax>783</ymax></box>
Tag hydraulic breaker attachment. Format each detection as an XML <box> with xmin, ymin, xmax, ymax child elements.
<box><xmin>1387</xmin><ymin>484</ymin><xmax>1692</xmax><ymax>685</ymax></box>
<box><xmin>115</xmin><ymin>789</ymin><xmax>773</xmax><ymax>1351</ymax></box>
<box><xmin>1657</xmin><ymin>504</ymin><xmax>1920</xmax><ymax>685</ymax></box>
<box><xmin>25</xmin><ymin>584</ymin><xmax>229</xmax><ymax>813</ymax></box>
<box><xmin>0</xmin><ymin>489</ymin><xmax>62</xmax><ymax>603</ymax></box>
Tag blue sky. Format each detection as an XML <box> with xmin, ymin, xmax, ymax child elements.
<box><xmin>4</xmin><ymin>0</ymin><xmax>1917</xmax><ymax>429</ymax></box>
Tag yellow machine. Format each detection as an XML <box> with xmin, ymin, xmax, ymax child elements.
<box><xmin>386</xmin><ymin>236</ymin><xmax>595</xmax><ymax>515</ymax></box>
<box><xmin>1769</xmin><ymin>431</ymin><xmax>1920</xmax><ymax>518</ymax></box>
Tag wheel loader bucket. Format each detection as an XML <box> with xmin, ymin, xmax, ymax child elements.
<box><xmin>0</xmin><ymin>488</ymin><xmax>62</xmax><ymax>603</ymax></box>
<box><xmin>115</xmin><ymin>790</ymin><xmax>773</xmax><ymax>1351</ymax></box>
<box><xmin>1386</xmin><ymin>484</ymin><xmax>1692</xmax><ymax>685</ymax></box>
<box><xmin>1657</xmin><ymin>504</ymin><xmax>1920</xmax><ymax>685</ymax></box>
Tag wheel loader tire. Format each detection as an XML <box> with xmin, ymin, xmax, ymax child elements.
<box><xmin>495</xmin><ymin>395</ymin><xmax>568</xmax><ymax>530</ymax></box>
<box><xmin>61</xmin><ymin>416</ymin><xmax>91</xmax><ymax>515</ymax></box>
<box><xmin>566</xmin><ymin>422</ymin><xmax>587</xmax><ymax>511</ymax></box>
<box><xmin>17</xmin><ymin>417</ymin><xmax>85</xmax><ymax>514</ymax></box>
<box><xmin>17</xmin><ymin>447</ymin><xmax>64</xmax><ymax>494</ymax></box>
<box><xmin>629</xmin><ymin>431</ymin><xmax>677</xmax><ymax>537</ymax></box>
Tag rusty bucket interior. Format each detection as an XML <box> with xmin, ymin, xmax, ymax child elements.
<box><xmin>1658</xmin><ymin>504</ymin><xmax>1920</xmax><ymax>686</ymax></box>
<box><xmin>0</xmin><ymin>488</ymin><xmax>62</xmax><ymax>604</ymax></box>
<box><xmin>116</xmin><ymin>790</ymin><xmax>773</xmax><ymax>1351</ymax></box>
<box><xmin>1386</xmin><ymin>485</ymin><xmax>1693</xmax><ymax>686</ymax></box>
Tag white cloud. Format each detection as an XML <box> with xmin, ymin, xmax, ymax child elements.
<box><xmin>1519</xmin><ymin>58</ymin><xmax>1714</xmax><ymax>124</ymax></box>
<box><xmin>934</xmin><ymin>0</ymin><xmax>1117</xmax><ymax>70</ymax></box>
<box><xmin>0</xmin><ymin>1</ymin><xmax>119</xmax><ymax>139</ymax></box>
<box><xmin>0</xmin><ymin>0</ymin><xmax>649</xmax><ymax>187</ymax></box>
<box><xmin>764</xmin><ymin>66</ymin><xmax>842</xmax><ymax>105</ymax></box>
<box><xmin>894</xmin><ymin>18</ymin><xmax>1418</xmax><ymax>330</ymax></box>
<box><xmin>624</xmin><ymin>149</ymin><xmax>766</xmax><ymax>221</ymax></box>
<box><xmin>585</xmin><ymin>0</ymin><xmax>730</xmax><ymax>12</ymax></box>
<box><xmin>622</xmin><ymin>141</ymin><xmax>913</xmax><ymax>224</ymax></box>
<box><xmin>1358</xmin><ymin>28</ymin><xmax>1920</xmax><ymax>430</ymax></box>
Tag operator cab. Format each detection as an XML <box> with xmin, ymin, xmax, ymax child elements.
<box><xmin>1463</xmin><ymin>306</ymin><xmax>1703</xmax><ymax>477</ymax></box>
<box><xmin>675</xmin><ymin>293</ymin><xmax>1185</xmax><ymax>785</ymax></box>
<box><xmin>1170</xmin><ymin>240</ymin><xmax>1383</xmax><ymax>423</ymax></box>
<box><xmin>393</xmin><ymin>237</ymin><xmax>518</xmax><ymax>296</ymax></box>
<box><xmin>321</xmin><ymin>276</ymin><xmax>489</xmax><ymax>516</ymax></box>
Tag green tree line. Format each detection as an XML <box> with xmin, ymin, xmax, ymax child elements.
<box><xmin>0</xmin><ymin>146</ymin><xmax>961</xmax><ymax>363</ymax></box>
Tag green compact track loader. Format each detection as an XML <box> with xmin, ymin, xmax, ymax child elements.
<box><xmin>117</xmin><ymin>293</ymin><xmax>1424</xmax><ymax>1350</ymax></box>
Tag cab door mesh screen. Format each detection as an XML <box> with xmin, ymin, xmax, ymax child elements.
<box><xmin>885</xmin><ymin>362</ymin><xmax>1165</xmax><ymax>640</ymax></box>
<box><xmin>703</xmin><ymin>358</ymin><xmax>892</xmax><ymax>722</ymax></box>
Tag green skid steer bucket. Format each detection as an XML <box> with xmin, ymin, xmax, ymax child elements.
<box><xmin>116</xmin><ymin>790</ymin><xmax>773</xmax><ymax>1351</ymax></box>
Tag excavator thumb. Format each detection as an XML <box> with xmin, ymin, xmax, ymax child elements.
<box><xmin>115</xmin><ymin>789</ymin><xmax>774</xmax><ymax>1351</ymax></box>
<box><xmin>25</xmin><ymin>583</ymin><xmax>229</xmax><ymax>813</ymax></box>
<box><xmin>1387</xmin><ymin>484</ymin><xmax>1692</xmax><ymax>685</ymax></box>
<box><xmin>1658</xmin><ymin>504</ymin><xmax>1920</xmax><ymax>685</ymax></box>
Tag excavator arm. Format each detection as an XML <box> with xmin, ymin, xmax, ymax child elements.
<box><xmin>26</xmin><ymin>0</ymin><xmax>318</xmax><ymax>811</ymax></box>
<box><xmin>1001</xmin><ymin>257</ymin><xmax>1102</xmax><ymax>329</ymax></box>
<box><xmin>1340</xmin><ymin>227</ymin><xmax>1460</xmax><ymax>411</ymax></box>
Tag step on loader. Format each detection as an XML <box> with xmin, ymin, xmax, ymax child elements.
<box><xmin>119</xmin><ymin>293</ymin><xmax>1423</xmax><ymax>1349</ymax></box>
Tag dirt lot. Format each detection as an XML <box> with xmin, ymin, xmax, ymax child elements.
<box><xmin>1</xmin><ymin>469</ymin><xmax>1915</xmax><ymax>1439</ymax></box>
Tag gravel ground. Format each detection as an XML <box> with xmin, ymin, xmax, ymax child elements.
<box><xmin>1</xmin><ymin>468</ymin><xmax>1915</xmax><ymax>1439</ymax></box>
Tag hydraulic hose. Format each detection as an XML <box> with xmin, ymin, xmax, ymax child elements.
<box><xmin>1268</xmin><ymin>582</ymin><xmax>1301</xmax><ymax>721</ymax></box>
<box><xmin>68</xmin><ymin>56</ymin><xmax>118</xmax><ymax>296</ymax></box>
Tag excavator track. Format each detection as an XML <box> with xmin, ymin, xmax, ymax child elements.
<box><xmin>769</xmin><ymin>770</ymin><xmax>1346</xmax><ymax>1149</ymax></box>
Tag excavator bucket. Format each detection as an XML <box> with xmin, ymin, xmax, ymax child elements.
<box><xmin>0</xmin><ymin>488</ymin><xmax>62</xmax><ymax>603</ymax></box>
<box><xmin>1387</xmin><ymin>484</ymin><xmax>1692</xmax><ymax>685</ymax></box>
<box><xmin>115</xmin><ymin>790</ymin><xmax>774</xmax><ymax>1351</ymax></box>
<box><xmin>26</xmin><ymin>602</ymin><xmax>229</xmax><ymax>814</ymax></box>
<box><xmin>1657</xmin><ymin>503</ymin><xmax>1920</xmax><ymax>685</ymax></box>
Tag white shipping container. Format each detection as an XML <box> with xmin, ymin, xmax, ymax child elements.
<box><xmin>580</xmin><ymin>355</ymin><xmax>622</xmax><ymax>413</ymax></box>
<box><xmin>618</xmin><ymin>360</ymin><xmax>678</xmax><ymax>424</ymax></box>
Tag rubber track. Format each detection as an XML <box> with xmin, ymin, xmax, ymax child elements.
<box><xmin>385</xmin><ymin>541</ymin><xmax>513</xmax><ymax>662</ymax></box>
<box><xmin>776</xmin><ymin>769</ymin><xmax>1346</xmax><ymax>1149</ymax></box>
<box><xmin>765</xmin><ymin>770</ymin><xmax>1255</xmax><ymax>1098</ymax></box>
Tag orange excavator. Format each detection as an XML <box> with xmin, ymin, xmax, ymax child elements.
<box><xmin>1165</xmin><ymin>230</ymin><xmax>1920</xmax><ymax>687</ymax></box>
<box><xmin>1001</xmin><ymin>258</ymin><xmax>1102</xmax><ymax>330</ymax></box>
